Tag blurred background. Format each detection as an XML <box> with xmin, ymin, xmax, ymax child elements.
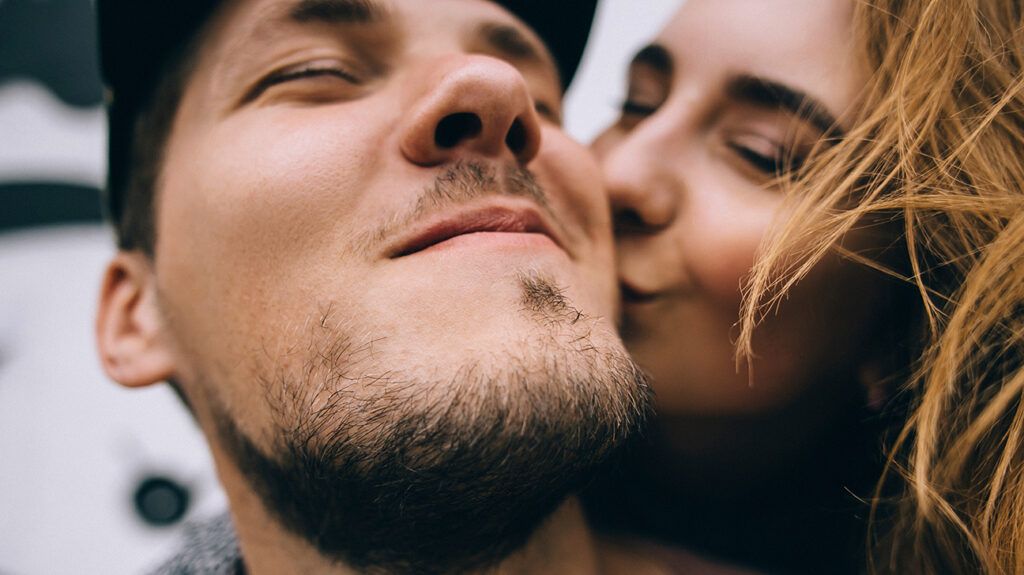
<box><xmin>0</xmin><ymin>1</ymin><xmax>682</xmax><ymax>573</ymax></box>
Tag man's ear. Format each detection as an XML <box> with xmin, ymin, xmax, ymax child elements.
<box><xmin>96</xmin><ymin>252</ymin><xmax>176</xmax><ymax>388</ymax></box>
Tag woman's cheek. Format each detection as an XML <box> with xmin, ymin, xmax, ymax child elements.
<box><xmin>539</xmin><ymin>126</ymin><xmax>612</xmax><ymax>244</ymax></box>
<box><xmin>686</xmin><ymin>203</ymin><xmax>775</xmax><ymax>307</ymax></box>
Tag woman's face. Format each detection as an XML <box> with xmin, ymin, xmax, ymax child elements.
<box><xmin>594</xmin><ymin>0</ymin><xmax>892</xmax><ymax>416</ymax></box>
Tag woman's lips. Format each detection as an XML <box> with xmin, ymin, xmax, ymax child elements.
<box><xmin>620</xmin><ymin>280</ymin><xmax>660</xmax><ymax>304</ymax></box>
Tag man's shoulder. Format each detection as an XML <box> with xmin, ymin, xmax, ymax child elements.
<box><xmin>151</xmin><ymin>513</ymin><xmax>244</xmax><ymax>575</ymax></box>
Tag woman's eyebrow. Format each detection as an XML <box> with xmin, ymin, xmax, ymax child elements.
<box><xmin>726</xmin><ymin>74</ymin><xmax>844</xmax><ymax>136</ymax></box>
<box><xmin>629</xmin><ymin>44</ymin><xmax>673</xmax><ymax>76</ymax></box>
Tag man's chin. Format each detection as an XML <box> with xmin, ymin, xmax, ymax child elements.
<box><xmin>365</xmin><ymin>266</ymin><xmax>616</xmax><ymax>345</ymax></box>
<box><xmin>206</xmin><ymin>310</ymin><xmax>651</xmax><ymax>574</ymax></box>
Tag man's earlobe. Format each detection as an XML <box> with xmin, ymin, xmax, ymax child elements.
<box><xmin>96</xmin><ymin>252</ymin><xmax>175</xmax><ymax>388</ymax></box>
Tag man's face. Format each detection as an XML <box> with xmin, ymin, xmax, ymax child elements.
<box><xmin>144</xmin><ymin>0</ymin><xmax>646</xmax><ymax>571</ymax></box>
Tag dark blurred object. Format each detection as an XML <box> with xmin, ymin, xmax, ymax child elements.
<box><xmin>0</xmin><ymin>0</ymin><xmax>103</xmax><ymax>108</ymax></box>
<box><xmin>0</xmin><ymin>183</ymin><xmax>102</xmax><ymax>233</ymax></box>
<box><xmin>133</xmin><ymin>475</ymin><xmax>191</xmax><ymax>527</ymax></box>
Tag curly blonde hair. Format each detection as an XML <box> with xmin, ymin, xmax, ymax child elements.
<box><xmin>737</xmin><ymin>0</ymin><xmax>1024</xmax><ymax>571</ymax></box>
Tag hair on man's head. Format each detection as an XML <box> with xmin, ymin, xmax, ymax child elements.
<box><xmin>112</xmin><ymin>30</ymin><xmax>204</xmax><ymax>256</ymax></box>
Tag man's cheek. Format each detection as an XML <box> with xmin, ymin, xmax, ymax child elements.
<box><xmin>534</xmin><ymin>129</ymin><xmax>612</xmax><ymax>248</ymax></box>
<box><xmin>157</xmin><ymin>147</ymin><xmax>346</xmax><ymax>279</ymax></box>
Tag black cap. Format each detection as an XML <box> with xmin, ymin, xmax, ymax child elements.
<box><xmin>97</xmin><ymin>0</ymin><xmax>598</xmax><ymax>224</ymax></box>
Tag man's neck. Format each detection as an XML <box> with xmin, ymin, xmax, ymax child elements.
<box><xmin>212</xmin><ymin>446</ymin><xmax>604</xmax><ymax>575</ymax></box>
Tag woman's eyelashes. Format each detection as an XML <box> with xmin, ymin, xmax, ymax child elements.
<box><xmin>727</xmin><ymin>134</ymin><xmax>805</xmax><ymax>177</ymax></box>
<box><xmin>621</xmin><ymin>99</ymin><xmax>659</xmax><ymax>117</ymax></box>
<box><xmin>616</xmin><ymin>98</ymin><xmax>661</xmax><ymax>131</ymax></box>
<box><xmin>730</xmin><ymin>142</ymin><xmax>784</xmax><ymax>174</ymax></box>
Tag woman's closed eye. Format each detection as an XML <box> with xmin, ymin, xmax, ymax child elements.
<box><xmin>727</xmin><ymin>133</ymin><xmax>804</xmax><ymax>177</ymax></box>
<box><xmin>621</xmin><ymin>99</ymin><xmax>659</xmax><ymax>118</ymax></box>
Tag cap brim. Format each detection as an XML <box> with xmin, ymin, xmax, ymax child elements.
<box><xmin>98</xmin><ymin>0</ymin><xmax>597</xmax><ymax>96</ymax></box>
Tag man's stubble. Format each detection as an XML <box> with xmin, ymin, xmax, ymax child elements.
<box><xmin>165</xmin><ymin>163</ymin><xmax>651</xmax><ymax>574</ymax></box>
<box><xmin>208</xmin><ymin>275</ymin><xmax>650</xmax><ymax>574</ymax></box>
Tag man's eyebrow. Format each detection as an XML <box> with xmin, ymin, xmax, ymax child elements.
<box><xmin>630</xmin><ymin>44</ymin><xmax>673</xmax><ymax>76</ymax></box>
<box><xmin>288</xmin><ymin>0</ymin><xmax>387</xmax><ymax>24</ymax></box>
<box><xmin>726</xmin><ymin>74</ymin><xmax>843</xmax><ymax>136</ymax></box>
<box><xmin>476</xmin><ymin>22</ymin><xmax>548</xmax><ymax>68</ymax></box>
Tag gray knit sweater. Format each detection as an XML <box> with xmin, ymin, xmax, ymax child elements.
<box><xmin>151</xmin><ymin>514</ymin><xmax>244</xmax><ymax>575</ymax></box>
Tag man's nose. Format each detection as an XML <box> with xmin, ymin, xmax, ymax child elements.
<box><xmin>399</xmin><ymin>55</ymin><xmax>543</xmax><ymax>167</ymax></box>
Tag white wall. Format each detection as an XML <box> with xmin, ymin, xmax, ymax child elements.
<box><xmin>565</xmin><ymin>0</ymin><xmax>684</xmax><ymax>144</ymax></box>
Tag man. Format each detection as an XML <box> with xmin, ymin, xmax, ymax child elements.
<box><xmin>94</xmin><ymin>0</ymin><xmax>651</xmax><ymax>573</ymax></box>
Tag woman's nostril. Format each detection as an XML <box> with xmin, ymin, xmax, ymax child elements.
<box><xmin>505</xmin><ymin>119</ymin><xmax>527</xmax><ymax>154</ymax></box>
<box><xmin>435</xmin><ymin>112</ymin><xmax>483</xmax><ymax>148</ymax></box>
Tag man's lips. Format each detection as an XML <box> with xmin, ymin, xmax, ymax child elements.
<box><xmin>389</xmin><ymin>203</ymin><xmax>565</xmax><ymax>258</ymax></box>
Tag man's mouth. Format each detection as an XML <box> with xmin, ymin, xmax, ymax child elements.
<box><xmin>389</xmin><ymin>202</ymin><xmax>565</xmax><ymax>258</ymax></box>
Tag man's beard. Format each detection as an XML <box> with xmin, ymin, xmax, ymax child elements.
<box><xmin>206</xmin><ymin>272</ymin><xmax>650</xmax><ymax>575</ymax></box>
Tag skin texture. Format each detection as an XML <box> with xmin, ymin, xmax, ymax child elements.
<box><xmin>587</xmin><ymin>0</ymin><xmax>906</xmax><ymax>572</ymax></box>
<box><xmin>96</xmin><ymin>0</ymin><xmax>652</xmax><ymax>573</ymax></box>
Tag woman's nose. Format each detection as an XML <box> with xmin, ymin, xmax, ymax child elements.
<box><xmin>399</xmin><ymin>55</ymin><xmax>542</xmax><ymax>167</ymax></box>
<box><xmin>600</xmin><ymin>131</ymin><xmax>680</xmax><ymax>234</ymax></box>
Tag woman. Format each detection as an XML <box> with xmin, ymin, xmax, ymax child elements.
<box><xmin>587</xmin><ymin>1</ymin><xmax>1024</xmax><ymax>573</ymax></box>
